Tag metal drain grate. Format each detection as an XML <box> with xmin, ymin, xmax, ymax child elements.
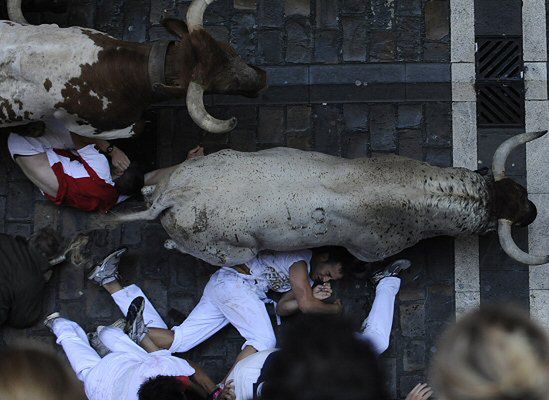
<box><xmin>476</xmin><ymin>36</ymin><xmax>524</xmax><ymax>127</ymax></box>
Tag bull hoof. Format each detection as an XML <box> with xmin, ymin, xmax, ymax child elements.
<box><xmin>164</xmin><ymin>239</ymin><xmax>178</xmax><ymax>250</ymax></box>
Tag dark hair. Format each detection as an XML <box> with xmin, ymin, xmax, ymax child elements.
<box><xmin>114</xmin><ymin>163</ymin><xmax>144</xmax><ymax>196</ymax></box>
<box><xmin>261</xmin><ymin>315</ymin><xmax>389</xmax><ymax>400</ymax></box>
<box><xmin>138</xmin><ymin>376</ymin><xmax>188</xmax><ymax>400</ymax></box>
<box><xmin>28</xmin><ymin>227</ymin><xmax>63</xmax><ymax>261</ymax></box>
<box><xmin>312</xmin><ymin>246</ymin><xmax>356</xmax><ymax>275</ymax></box>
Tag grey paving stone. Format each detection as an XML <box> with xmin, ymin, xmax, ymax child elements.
<box><xmin>369</xmin><ymin>31</ymin><xmax>396</xmax><ymax>62</ymax></box>
<box><xmin>203</xmin><ymin>0</ymin><xmax>232</xmax><ymax>25</ymax></box>
<box><xmin>230</xmin><ymin>13</ymin><xmax>256</xmax><ymax>63</ymax></box>
<box><xmin>370</xmin><ymin>0</ymin><xmax>394</xmax><ymax>30</ymax></box>
<box><xmin>6</xmin><ymin>181</ymin><xmax>34</xmax><ymax>221</ymax></box>
<box><xmin>425</xmin><ymin>102</ymin><xmax>451</xmax><ymax>147</ymax></box>
<box><xmin>122</xmin><ymin>0</ymin><xmax>148</xmax><ymax>42</ymax></box>
<box><xmin>265</xmin><ymin>66</ymin><xmax>309</xmax><ymax>86</ymax></box>
<box><xmin>396</xmin><ymin>0</ymin><xmax>422</xmax><ymax>17</ymax></box>
<box><xmin>5</xmin><ymin>223</ymin><xmax>32</xmax><ymax>237</ymax></box>
<box><xmin>342</xmin><ymin>16</ymin><xmax>368</xmax><ymax>62</ymax></box>
<box><xmin>481</xmin><ymin>270</ymin><xmax>530</xmax><ymax>310</ymax></box>
<box><xmin>399</xmin><ymin>374</ymin><xmax>426</xmax><ymax>399</ymax></box>
<box><xmin>230</xmin><ymin>127</ymin><xmax>258</xmax><ymax>151</ymax></box>
<box><xmin>285</xmin><ymin>17</ymin><xmax>312</xmax><ymax>63</ymax></box>
<box><xmin>343</xmin><ymin>104</ymin><xmax>369</xmax><ymax>132</ymax></box>
<box><xmin>85</xmin><ymin>286</ymin><xmax>117</xmax><ymax>320</ymax></box>
<box><xmin>257</xmin><ymin>30</ymin><xmax>284</xmax><ymax>64</ymax></box>
<box><xmin>313</xmin><ymin>104</ymin><xmax>343</xmax><ymax>156</ymax></box>
<box><xmin>423</xmin><ymin>42</ymin><xmax>450</xmax><ymax>62</ymax></box>
<box><xmin>400</xmin><ymin>303</ymin><xmax>425</xmax><ymax>337</ymax></box>
<box><xmin>403</xmin><ymin>340</ymin><xmax>426</xmax><ymax>372</ymax></box>
<box><xmin>369</xmin><ymin>104</ymin><xmax>396</xmax><ymax>152</ymax></box>
<box><xmin>0</xmin><ymin>197</ymin><xmax>5</xmax><ymax>233</ymax></box>
<box><xmin>206</xmin><ymin>25</ymin><xmax>230</xmax><ymax>43</ymax></box>
<box><xmin>342</xmin><ymin>0</ymin><xmax>366</xmax><ymax>14</ymax></box>
<box><xmin>286</xmin><ymin>134</ymin><xmax>313</xmax><ymax>150</ymax></box>
<box><xmin>315</xmin><ymin>0</ymin><xmax>338</xmax><ymax>28</ymax></box>
<box><xmin>341</xmin><ymin>134</ymin><xmax>370</xmax><ymax>159</ymax></box>
<box><xmin>398</xmin><ymin>129</ymin><xmax>423</xmax><ymax>160</ymax></box>
<box><xmin>425</xmin><ymin>0</ymin><xmax>449</xmax><ymax>41</ymax></box>
<box><xmin>149</xmin><ymin>0</ymin><xmax>174</xmax><ymax>24</ymax></box>
<box><xmin>396</xmin><ymin>17</ymin><xmax>422</xmax><ymax>62</ymax></box>
<box><xmin>258</xmin><ymin>0</ymin><xmax>284</xmax><ymax>28</ymax></box>
<box><xmin>121</xmin><ymin>221</ymin><xmax>143</xmax><ymax>246</ymax></box>
<box><xmin>426</xmin><ymin>284</ymin><xmax>454</xmax><ymax>321</ymax></box>
<box><xmin>284</xmin><ymin>0</ymin><xmax>310</xmax><ymax>16</ymax></box>
<box><xmin>406</xmin><ymin>64</ymin><xmax>450</xmax><ymax>83</ymax></box>
<box><xmin>258</xmin><ymin>107</ymin><xmax>285</xmax><ymax>144</ymax></box>
<box><xmin>397</xmin><ymin>105</ymin><xmax>423</xmax><ymax>129</ymax></box>
<box><xmin>309</xmin><ymin>64</ymin><xmax>405</xmax><ymax>85</ymax></box>
<box><xmin>380</xmin><ymin>357</ymin><xmax>397</xmax><ymax>399</ymax></box>
<box><xmin>475</xmin><ymin>0</ymin><xmax>522</xmax><ymax>36</ymax></box>
<box><xmin>287</xmin><ymin>105</ymin><xmax>312</xmax><ymax>133</ymax></box>
<box><xmin>314</xmin><ymin>30</ymin><xmax>340</xmax><ymax>64</ymax></box>
<box><xmin>67</xmin><ymin>2</ymin><xmax>96</xmax><ymax>27</ymax></box>
<box><xmin>94</xmin><ymin>0</ymin><xmax>125</xmax><ymax>38</ymax></box>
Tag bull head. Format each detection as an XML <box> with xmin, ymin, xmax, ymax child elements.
<box><xmin>157</xmin><ymin>0</ymin><xmax>267</xmax><ymax>133</ymax></box>
<box><xmin>492</xmin><ymin>130</ymin><xmax>549</xmax><ymax>265</ymax></box>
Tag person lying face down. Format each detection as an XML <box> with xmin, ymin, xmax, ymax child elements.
<box><xmin>7</xmin><ymin>118</ymin><xmax>205</xmax><ymax>212</ymax></box>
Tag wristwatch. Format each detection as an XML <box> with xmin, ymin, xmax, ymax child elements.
<box><xmin>106</xmin><ymin>144</ymin><xmax>114</xmax><ymax>154</ymax></box>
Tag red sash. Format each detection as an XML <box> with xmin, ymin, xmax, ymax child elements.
<box><xmin>45</xmin><ymin>149</ymin><xmax>118</xmax><ymax>212</ymax></box>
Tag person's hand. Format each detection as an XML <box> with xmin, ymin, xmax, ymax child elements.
<box><xmin>187</xmin><ymin>145</ymin><xmax>205</xmax><ymax>160</ymax></box>
<box><xmin>405</xmin><ymin>383</ymin><xmax>433</xmax><ymax>400</ymax></box>
<box><xmin>313</xmin><ymin>283</ymin><xmax>332</xmax><ymax>300</ymax></box>
<box><xmin>219</xmin><ymin>381</ymin><xmax>235</xmax><ymax>400</ymax></box>
<box><xmin>110</xmin><ymin>146</ymin><xmax>130</xmax><ymax>172</ymax></box>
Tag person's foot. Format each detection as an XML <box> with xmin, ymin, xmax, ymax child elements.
<box><xmin>43</xmin><ymin>312</ymin><xmax>61</xmax><ymax>332</ymax></box>
<box><xmin>371</xmin><ymin>259</ymin><xmax>412</xmax><ymax>286</ymax></box>
<box><xmin>87</xmin><ymin>247</ymin><xmax>127</xmax><ymax>286</ymax></box>
<box><xmin>88</xmin><ymin>318</ymin><xmax>126</xmax><ymax>357</ymax></box>
<box><xmin>124</xmin><ymin>296</ymin><xmax>148</xmax><ymax>344</ymax></box>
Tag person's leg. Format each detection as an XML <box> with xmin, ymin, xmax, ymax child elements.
<box><xmin>359</xmin><ymin>277</ymin><xmax>401</xmax><ymax>355</ymax></box>
<box><xmin>108</xmin><ymin>283</ymin><xmax>168</xmax><ymax>329</ymax></box>
<box><xmin>98</xmin><ymin>326</ymin><xmax>148</xmax><ymax>355</ymax></box>
<box><xmin>51</xmin><ymin>318</ymin><xmax>102</xmax><ymax>381</ymax></box>
<box><xmin>14</xmin><ymin>153</ymin><xmax>59</xmax><ymax>197</ymax></box>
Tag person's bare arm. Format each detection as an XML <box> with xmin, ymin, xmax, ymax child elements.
<box><xmin>276</xmin><ymin>283</ymin><xmax>333</xmax><ymax>317</ymax></box>
<box><xmin>288</xmin><ymin>262</ymin><xmax>342</xmax><ymax>315</ymax></box>
<box><xmin>70</xmin><ymin>133</ymin><xmax>130</xmax><ymax>172</ymax></box>
<box><xmin>144</xmin><ymin>145</ymin><xmax>204</xmax><ymax>186</ymax></box>
<box><xmin>188</xmin><ymin>361</ymin><xmax>216</xmax><ymax>397</ymax></box>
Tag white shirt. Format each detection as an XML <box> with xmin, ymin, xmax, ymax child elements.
<box><xmin>245</xmin><ymin>250</ymin><xmax>314</xmax><ymax>293</ymax></box>
<box><xmin>85</xmin><ymin>349</ymin><xmax>195</xmax><ymax>400</ymax></box>
<box><xmin>227</xmin><ymin>349</ymin><xmax>277</xmax><ymax>400</ymax></box>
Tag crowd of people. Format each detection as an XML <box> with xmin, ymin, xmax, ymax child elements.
<box><xmin>1</xmin><ymin>119</ymin><xmax>548</xmax><ymax>400</ymax></box>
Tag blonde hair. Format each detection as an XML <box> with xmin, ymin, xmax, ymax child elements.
<box><xmin>430</xmin><ymin>307</ymin><xmax>549</xmax><ymax>400</ymax></box>
<box><xmin>0</xmin><ymin>343</ymin><xmax>85</xmax><ymax>400</ymax></box>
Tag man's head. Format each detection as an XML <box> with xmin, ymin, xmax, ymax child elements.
<box><xmin>309</xmin><ymin>246</ymin><xmax>353</xmax><ymax>283</ymax></box>
<box><xmin>113</xmin><ymin>162</ymin><xmax>145</xmax><ymax>196</ymax></box>
<box><xmin>261</xmin><ymin>315</ymin><xmax>389</xmax><ymax>400</ymax></box>
<box><xmin>138</xmin><ymin>376</ymin><xmax>188</xmax><ymax>400</ymax></box>
<box><xmin>28</xmin><ymin>227</ymin><xmax>64</xmax><ymax>265</ymax></box>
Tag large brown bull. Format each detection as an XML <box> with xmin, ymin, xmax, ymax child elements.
<box><xmin>118</xmin><ymin>131</ymin><xmax>548</xmax><ymax>267</ymax></box>
<box><xmin>1</xmin><ymin>0</ymin><xmax>266</xmax><ymax>138</ymax></box>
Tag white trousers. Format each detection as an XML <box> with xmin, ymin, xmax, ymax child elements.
<box><xmin>51</xmin><ymin>318</ymin><xmax>146</xmax><ymax>382</ymax></box>
<box><xmin>169</xmin><ymin>268</ymin><xmax>276</xmax><ymax>353</ymax></box>
<box><xmin>111</xmin><ymin>284</ymin><xmax>168</xmax><ymax>329</ymax></box>
<box><xmin>359</xmin><ymin>277</ymin><xmax>401</xmax><ymax>355</ymax></box>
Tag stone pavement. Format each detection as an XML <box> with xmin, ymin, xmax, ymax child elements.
<box><xmin>1</xmin><ymin>0</ymin><xmax>546</xmax><ymax>398</ymax></box>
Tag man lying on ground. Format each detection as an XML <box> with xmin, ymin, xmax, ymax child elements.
<box><xmin>45</xmin><ymin>249</ymin><xmax>234</xmax><ymax>400</ymax></box>
<box><xmin>226</xmin><ymin>259</ymin><xmax>414</xmax><ymax>400</ymax></box>
<box><xmin>0</xmin><ymin>227</ymin><xmax>87</xmax><ymax>329</ymax></box>
<box><xmin>8</xmin><ymin>117</ymin><xmax>204</xmax><ymax>212</ymax></box>
<box><xmin>88</xmin><ymin>246</ymin><xmax>352</xmax><ymax>386</ymax></box>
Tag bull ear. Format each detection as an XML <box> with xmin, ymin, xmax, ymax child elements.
<box><xmin>161</xmin><ymin>18</ymin><xmax>189</xmax><ymax>38</ymax></box>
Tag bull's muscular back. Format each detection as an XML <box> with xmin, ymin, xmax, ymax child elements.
<box><xmin>150</xmin><ymin>148</ymin><xmax>494</xmax><ymax>266</ymax></box>
<box><xmin>0</xmin><ymin>21</ymin><xmax>149</xmax><ymax>133</ymax></box>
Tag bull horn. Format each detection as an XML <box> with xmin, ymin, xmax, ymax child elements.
<box><xmin>492</xmin><ymin>130</ymin><xmax>548</xmax><ymax>181</ymax></box>
<box><xmin>186</xmin><ymin>0</ymin><xmax>215</xmax><ymax>32</ymax></box>
<box><xmin>498</xmin><ymin>219</ymin><xmax>549</xmax><ymax>265</ymax></box>
<box><xmin>186</xmin><ymin>81</ymin><xmax>237</xmax><ymax>133</ymax></box>
<box><xmin>7</xmin><ymin>0</ymin><xmax>29</xmax><ymax>24</ymax></box>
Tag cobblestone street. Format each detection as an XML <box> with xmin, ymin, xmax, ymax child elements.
<box><xmin>1</xmin><ymin>0</ymin><xmax>547</xmax><ymax>398</ymax></box>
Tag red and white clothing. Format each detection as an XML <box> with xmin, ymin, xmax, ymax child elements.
<box><xmin>51</xmin><ymin>318</ymin><xmax>195</xmax><ymax>400</ymax></box>
<box><xmin>7</xmin><ymin>118</ymin><xmax>118</xmax><ymax>212</ymax></box>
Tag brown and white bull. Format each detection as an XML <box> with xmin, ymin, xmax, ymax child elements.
<box><xmin>118</xmin><ymin>131</ymin><xmax>548</xmax><ymax>267</ymax></box>
<box><xmin>0</xmin><ymin>0</ymin><xmax>266</xmax><ymax>138</ymax></box>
